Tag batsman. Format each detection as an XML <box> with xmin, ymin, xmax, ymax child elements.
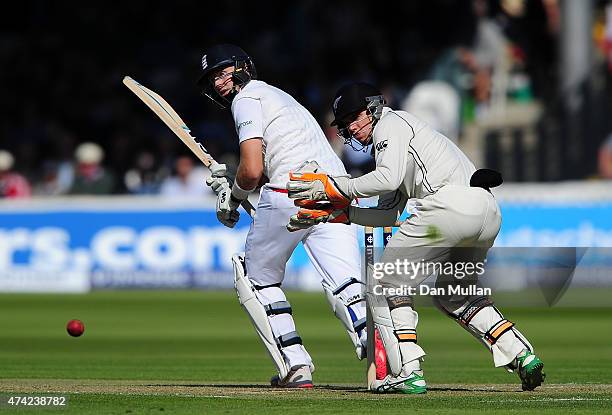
<box><xmin>197</xmin><ymin>45</ymin><xmax>367</xmax><ymax>388</ymax></box>
<box><xmin>287</xmin><ymin>82</ymin><xmax>545</xmax><ymax>393</ymax></box>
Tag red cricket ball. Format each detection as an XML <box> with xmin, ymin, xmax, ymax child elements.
<box><xmin>66</xmin><ymin>319</ymin><xmax>85</xmax><ymax>337</ymax></box>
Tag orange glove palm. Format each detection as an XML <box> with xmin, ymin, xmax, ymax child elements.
<box><xmin>286</xmin><ymin>203</ymin><xmax>350</xmax><ymax>232</ymax></box>
<box><xmin>287</xmin><ymin>172</ymin><xmax>351</xmax><ymax>209</ymax></box>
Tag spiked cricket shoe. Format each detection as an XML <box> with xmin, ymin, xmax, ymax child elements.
<box><xmin>270</xmin><ymin>365</ymin><xmax>313</xmax><ymax>388</ymax></box>
<box><xmin>370</xmin><ymin>371</ymin><xmax>427</xmax><ymax>394</ymax></box>
<box><xmin>516</xmin><ymin>350</ymin><xmax>546</xmax><ymax>391</ymax></box>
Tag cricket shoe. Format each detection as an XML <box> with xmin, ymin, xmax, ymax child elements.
<box><xmin>270</xmin><ymin>365</ymin><xmax>313</xmax><ymax>389</ymax></box>
<box><xmin>516</xmin><ymin>350</ymin><xmax>546</xmax><ymax>391</ymax></box>
<box><xmin>369</xmin><ymin>372</ymin><xmax>427</xmax><ymax>394</ymax></box>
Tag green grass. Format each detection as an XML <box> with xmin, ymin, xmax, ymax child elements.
<box><xmin>0</xmin><ymin>291</ymin><xmax>611</xmax><ymax>414</ymax></box>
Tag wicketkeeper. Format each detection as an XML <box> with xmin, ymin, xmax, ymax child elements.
<box><xmin>287</xmin><ymin>82</ymin><xmax>545</xmax><ymax>393</ymax></box>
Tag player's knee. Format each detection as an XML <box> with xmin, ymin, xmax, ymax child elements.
<box><xmin>323</xmin><ymin>277</ymin><xmax>367</xmax><ymax>350</ymax></box>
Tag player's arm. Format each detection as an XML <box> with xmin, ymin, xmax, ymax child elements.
<box><xmin>349</xmin><ymin>190</ymin><xmax>408</xmax><ymax>227</ymax></box>
<box><xmin>235</xmin><ymin>138</ymin><xmax>264</xmax><ymax>190</ymax></box>
<box><xmin>346</xmin><ymin>116</ymin><xmax>411</xmax><ymax>198</ymax></box>
<box><xmin>229</xmin><ymin>97</ymin><xmax>265</xmax><ymax>203</ymax></box>
<box><xmin>286</xmin><ymin>189</ymin><xmax>408</xmax><ymax>231</ymax></box>
<box><xmin>286</xmin><ymin>118</ymin><xmax>411</xmax><ymax>207</ymax></box>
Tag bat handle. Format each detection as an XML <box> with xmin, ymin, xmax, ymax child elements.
<box><xmin>241</xmin><ymin>199</ymin><xmax>257</xmax><ymax>218</ymax></box>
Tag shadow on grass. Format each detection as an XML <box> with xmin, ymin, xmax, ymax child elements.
<box><xmin>145</xmin><ymin>383</ymin><xmax>515</xmax><ymax>394</ymax></box>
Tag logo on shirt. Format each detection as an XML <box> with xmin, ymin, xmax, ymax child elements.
<box><xmin>201</xmin><ymin>55</ymin><xmax>208</xmax><ymax>70</ymax></box>
<box><xmin>237</xmin><ymin>120</ymin><xmax>253</xmax><ymax>130</ymax></box>
<box><xmin>375</xmin><ymin>139</ymin><xmax>388</xmax><ymax>152</ymax></box>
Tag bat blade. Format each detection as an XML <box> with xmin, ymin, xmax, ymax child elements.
<box><xmin>123</xmin><ymin>76</ymin><xmax>256</xmax><ymax>217</ymax></box>
<box><xmin>122</xmin><ymin>76</ymin><xmax>212</xmax><ymax>167</ymax></box>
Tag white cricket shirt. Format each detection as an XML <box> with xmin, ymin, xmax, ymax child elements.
<box><xmin>231</xmin><ymin>80</ymin><xmax>346</xmax><ymax>188</ymax></box>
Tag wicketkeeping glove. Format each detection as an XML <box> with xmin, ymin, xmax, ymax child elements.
<box><xmin>286</xmin><ymin>202</ymin><xmax>350</xmax><ymax>232</ymax></box>
<box><xmin>286</xmin><ymin>172</ymin><xmax>351</xmax><ymax>209</ymax></box>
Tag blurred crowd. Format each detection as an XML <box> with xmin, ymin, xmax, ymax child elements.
<box><xmin>0</xmin><ymin>143</ymin><xmax>211</xmax><ymax>198</ymax></box>
<box><xmin>2</xmin><ymin>0</ymin><xmax>612</xmax><ymax>199</ymax></box>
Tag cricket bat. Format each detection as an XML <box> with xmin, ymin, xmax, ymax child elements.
<box><xmin>122</xmin><ymin>76</ymin><xmax>256</xmax><ymax>217</ymax></box>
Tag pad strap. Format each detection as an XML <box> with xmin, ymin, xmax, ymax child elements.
<box><xmin>387</xmin><ymin>295</ymin><xmax>413</xmax><ymax>310</ymax></box>
<box><xmin>253</xmin><ymin>282</ymin><xmax>282</xmax><ymax>290</ymax></box>
<box><xmin>277</xmin><ymin>331</ymin><xmax>303</xmax><ymax>348</ymax></box>
<box><xmin>264</xmin><ymin>301</ymin><xmax>292</xmax><ymax>316</ymax></box>
<box><xmin>394</xmin><ymin>329</ymin><xmax>417</xmax><ymax>343</ymax></box>
<box><xmin>484</xmin><ymin>319</ymin><xmax>515</xmax><ymax>345</ymax></box>
<box><xmin>332</xmin><ymin>277</ymin><xmax>364</xmax><ymax>295</ymax></box>
<box><xmin>353</xmin><ymin>317</ymin><xmax>366</xmax><ymax>333</ymax></box>
<box><xmin>457</xmin><ymin>296</ymin><xmax>493</xmax><ymax>325</ymax></box>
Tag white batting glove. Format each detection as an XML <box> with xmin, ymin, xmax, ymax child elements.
<box><xmin>206</xmin><ymin>162</ymin><xmax>230</xmax><ymax>194</ymax></box>
<box><xmin>215</xmin><ymin>181</ymin><xmax>241</xmax><ymax>228</ymax></box>
<box><xmin>293</xmin><ymin>160</ymin><xmax>321</xmax><ymax>174</ymax></box>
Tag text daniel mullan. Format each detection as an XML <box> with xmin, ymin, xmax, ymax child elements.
<box><xmin>372</xmin><ymin>284</ymin><xmax>492</xmax><ymax>296</ymax></box>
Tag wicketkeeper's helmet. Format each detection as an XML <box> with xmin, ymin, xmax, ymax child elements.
<box><xmin>197</xmin><ymin>44</ymin><xmax>257</xmax><ymax>108</ymax></box>
<box><xmin>330</xmin><ymin>82</ymin><xmax>385</xmax><ymax>151</ymax></box>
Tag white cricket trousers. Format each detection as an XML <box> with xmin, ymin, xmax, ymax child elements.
<box><xmin>244</xmin><ymin>186</ymin><xmax>365</xmax><ymax>369</ymax></box>
<box><xmin>380</xmin><ymin>185</ymin><xmax>532</xmax><ymax>368</ymax></box>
